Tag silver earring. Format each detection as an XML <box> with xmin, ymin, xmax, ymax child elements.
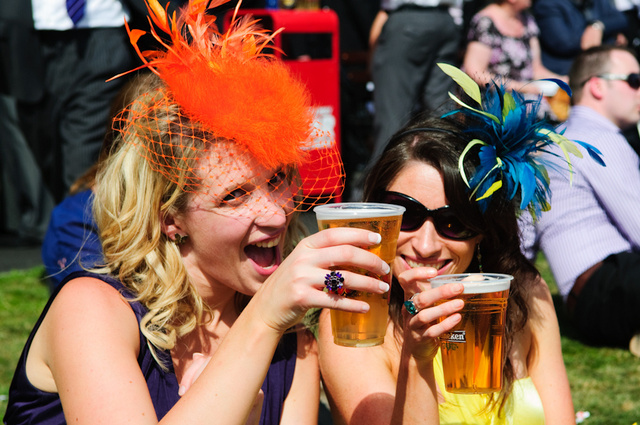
<box><xmin>173</xmin><ymin>234</ymin><xmax>189</xmax><ymax>245</ymax></box>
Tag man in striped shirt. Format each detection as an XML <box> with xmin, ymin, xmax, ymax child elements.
<box><xmin>529</xmin><ymin>45</ymin><xmax>640</xmax><ymax>355</ymax></box>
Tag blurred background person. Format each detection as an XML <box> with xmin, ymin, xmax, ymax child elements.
<box><xmin>533</xmin><ymin>0</ymin><xmax>628</xmax><ymax>76</ymax></box>
<box><xmin>0</xmin><ymin>2</ymin><xmax>54</xmax><ymax>244</ymax></box>
<box><xmin>40</xmin><ymin>72</ymin><xmax>150</xmax><ymax>291</ymax></box>
<box><xmin>0</xmin><ymin>94</ymin><xmax>54</xmax><ymax>246</ymax></box>
<box><xmin>523</xmin><ymin>45</ymin><xmax>640</xmax><ymax>356</ymax></box>
<box><xmin>0</xmin><ymin>0</ymin><xmax>185</xmax><ymax>244</ymax></box>
<box><xmin>366</xmin><ymin>0</ymin><xmax>464</xmax><ymax>181</ymax></box>
<box><xmin>462</xmin><ymin>0</ymin><xmax>568</xmax><ymax>120</ymax></box>
<box><xmin>613</xmin><ymin>0</ymin><xmax>640</xmax><ymax>57</ymax></box>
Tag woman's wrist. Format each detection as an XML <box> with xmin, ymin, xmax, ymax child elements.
<box><xmin>588</xmin><ymin>20</ymin><xmax>605</xmax><ymax>32</ymax></box>
<box><xmin>402</xmin><ymin>330</ymin><xmax>440</xmax><ymax>364</ymax></box>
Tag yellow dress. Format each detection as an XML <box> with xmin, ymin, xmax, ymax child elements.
<box><xmin>435</xmin><ymin>350</ymin><xmax>545</xmax><ymax>425</ymax></box>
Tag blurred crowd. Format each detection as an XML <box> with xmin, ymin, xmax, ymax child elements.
<box><xmin>2</xmin><ymin>0</ymin><xmax>639</xmax><ymax>242</ymax></box>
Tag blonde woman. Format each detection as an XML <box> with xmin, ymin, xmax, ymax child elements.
<box><xmin>3</xmin><ymin>1</ymin><xmax>416</xmax><ymax>424</ymax></box>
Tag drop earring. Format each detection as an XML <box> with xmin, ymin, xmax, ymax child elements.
<box><xmin>173</xmin><ymin>234</ymin><xmax>189</xmax><ymax>245</ymax></box>
<box><xmin>476</xmin><ymin>244</ymin><xmax>483</xmax><ymax>273</ymax></box>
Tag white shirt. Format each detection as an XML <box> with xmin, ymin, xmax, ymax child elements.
<box><xmin>32</xmin><ymin>0</ymin><xmax>130</xmax><ymax>30</ymax></box>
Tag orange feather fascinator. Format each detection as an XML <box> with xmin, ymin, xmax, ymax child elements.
<box><xmin>109</xmin><ymin>0</ymin><xmax>344</xmax><ymax>210</ymax></box>
<box><xmin>118</xmin><ymin>0</ymin><xmax>316</xmax><ymax>169</ymax></box>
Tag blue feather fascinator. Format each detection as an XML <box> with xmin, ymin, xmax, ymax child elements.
<box><xmin>438</xmin><ymin>63</ymin><xmax>605</xmax><ymax>219</ymax></box>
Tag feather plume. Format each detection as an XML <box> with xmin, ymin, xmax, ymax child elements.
<box><xmin>438</xmin><ymin>64</ymin><xmax>605</xmax><ymax>219</ymax></box>
<box><xmin>113</xmin><ymin>0</ymin><xmax>314</xmax><ymax>169</ymax></box>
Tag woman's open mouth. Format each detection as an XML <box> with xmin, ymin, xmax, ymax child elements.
<box><xmin>244</xmin><ymin>234</ymin><xmax>282</xmax><ymax>274</ymax></box>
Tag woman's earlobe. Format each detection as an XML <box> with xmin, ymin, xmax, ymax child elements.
<box><xmin>173</xmin><ymin>234</ymin><xmax>189</xmax><ymax>245</ymax></box>
<box><xmin>160</xmin><ymin>212</ymin><xmax>186</xmax><ymax>244</ymax></box>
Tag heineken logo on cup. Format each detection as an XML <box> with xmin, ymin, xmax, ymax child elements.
<box><xmin>442</xmin><ymin>330</ymin><xmax>467</xmax><ymax>343</ymax></box>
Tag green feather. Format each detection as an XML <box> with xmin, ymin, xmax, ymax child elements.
<box><xmin>477</xmin><ymin>180</ymin><xmax>503</xmax><ymax>201</ymax></box>
<box><xmin>459</xmin><ymin>139</ymin><xmax>487</xmax><ymax>187</ymax></box>
<box><xmin>438</xmin><ymin>63</ymin><xmax>483</xmax><ymax>105</ymax></box>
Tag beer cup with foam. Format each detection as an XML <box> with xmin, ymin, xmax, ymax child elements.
<box><xmin>314</xmin><ymin>203</ymin><xmax>405</xmax><ymax>347</ymax></box>
<box><xmin>430</xmin><ymin>273</ymin><xmax>513</xmax><ymax>393</ymax></box>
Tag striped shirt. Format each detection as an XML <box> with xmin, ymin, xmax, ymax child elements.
<box><xmin>534</xmin><ymin>105</ymin><xmax>640</xmax><ymax>299</ymax></box>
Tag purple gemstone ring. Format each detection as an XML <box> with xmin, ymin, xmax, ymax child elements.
<box><xmin>324</xmin><ymin>271</ymin><xmax>345</xmax><ymax>293</ymax></box>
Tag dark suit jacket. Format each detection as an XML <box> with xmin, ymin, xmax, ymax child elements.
<box><xmin>0</xmin><ymin>0</ymin><xmax>44</xmax><ymax>102</ymax></box>
<box><xmin>533</xmin><ymin>0</ymin><xmax>628</xmax><ymax>75</ymax></box>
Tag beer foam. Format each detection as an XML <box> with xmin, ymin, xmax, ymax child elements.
<box><xmin>430</xmin><ymin>273</ymin><xmax>512</xmax><ymax>293</ymax></box>
<box><xmin>314</xmin><ymin>202</ymin><xmax>406</xmax><ymax>220</ymax></box>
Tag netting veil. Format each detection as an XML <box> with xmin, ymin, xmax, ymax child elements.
<box><xmin>110</xmin><ymin>0</ymin><xmax>344</xmax><ymax>216</ymax></box>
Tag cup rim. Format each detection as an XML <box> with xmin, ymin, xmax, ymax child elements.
<box><xmin>313</xmin><ymin>202</ymin><xmax>406</xmax><ymax>219</ymax></box>
<box><xmin>429</xmin><ymin>273</ymin><xmax>513</xmax><ymax>293</ymax></box>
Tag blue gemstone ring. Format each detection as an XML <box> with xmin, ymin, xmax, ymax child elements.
<box><xmin>404</xmin><ymin>294</ymin><xmax>419</xmax><ymax>316</ymax></box>
<box><xmin>324</xmin><ymin>271</ymin><xmax>345</xmax><ymax>293</ymax></box>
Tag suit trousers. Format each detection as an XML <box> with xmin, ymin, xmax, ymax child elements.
<box><xmin>571</xmin><ymin>251</ymin><xmax>640</xmax><ymax>346</ymax></box>
<box><xmin>17</xmin><ymin>26</ymin><xmax>136</xmax><ymax>202</ymax></box>
<box><xmin>369</xmin><ymin>7</ymin><xmax>461</xmax><ymax>163</ymax></box>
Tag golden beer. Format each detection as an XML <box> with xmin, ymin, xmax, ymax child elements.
<box><xmin>431</xmin><ymin>273</ymin><xmax>512</xmax><ymax>394</ymax></box>
<box><xmin>314</xmin><ymin>203</ymin><xmax>405</xmax><ymax>347</ymax></box>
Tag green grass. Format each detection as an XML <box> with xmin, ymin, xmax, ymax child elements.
<box><xmin>0</xmin><ymin>267</ymin><xmax>50</xmax><ymax>416</ymax></box>
<box><xmin>536</xmin><ymin>255</ymin><xmax>640</xmax><ymax>425</ymax></box>
<box><xmin>1</xmin><ymin>261</ymin><xmax>639</xmax><ymax>423</ymax></box>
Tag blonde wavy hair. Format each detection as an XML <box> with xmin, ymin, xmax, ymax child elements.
<box><xmin>92</xmin><ymin>74</ymin><xmax>307</xmax><ymax>365</ymax></box>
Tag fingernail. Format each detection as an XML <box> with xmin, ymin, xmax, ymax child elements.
<box><xmin>369</xmin><ymin>232</ymin><xmax>382</xmax><ymax>244</ymax></box>
<box><xmin>379</xmin><ymin>281</ymin><xmax>390</xmax><ymax>292</ymax></box>
<box><xmin>178</xmin><ymin>385</ymin><xmax>186</xmax><ymax>396</ymax></box>
<box><xmin>453</xmin><ymin>299</ymin><xmax>464</xmax><ymax>309</ymax></box>
<box><xmin>382</xmin><ymin>262</ymin><xmax>391</xmax><ymax>274</ymax></box>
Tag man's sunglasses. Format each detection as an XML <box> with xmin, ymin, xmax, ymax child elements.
<box><xmin>380</xmin><ymin>191</ymin><xmax>478</xmax><ymax>240</ymax></box>
<box><xmin>582</xmin><ymin>73</ymin><xmax>640</xmax><ymax>90</ymax></box>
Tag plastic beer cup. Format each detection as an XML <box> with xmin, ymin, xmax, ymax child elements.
<box><xmin>430</xmin><ymin>273</ymin><xmax>513</xmax><ymax>394</ymax></box>
<box><xmin>314</xmin><ymin>202</ymin><xmax>405</xmax><ymax>347</ymax></box>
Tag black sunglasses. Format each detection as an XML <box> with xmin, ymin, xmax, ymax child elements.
<box><xmin>582</xmin><ymin>73</ymin><xmax>640</xmax><ymax>90</ymax></box>
<box><xmin>380</xmin><ymin>191</ymin><xmax>478</xmax><ymax>240</ymax></box>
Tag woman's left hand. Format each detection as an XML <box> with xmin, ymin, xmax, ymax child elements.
<box><xmin>396</xmin><ymin>267</ymin><xmax>465</xmax><ymax>361</ymax></box>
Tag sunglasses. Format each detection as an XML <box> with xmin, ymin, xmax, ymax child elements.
<box><xmin>583</xmin><ymin>73</ymin><xmax>640</xmax><ymax>90</ymax></box>
<box><xmin>380</xmin><ymin>191</ymin><xmax>478</xmax><ymax>240</ymax></box>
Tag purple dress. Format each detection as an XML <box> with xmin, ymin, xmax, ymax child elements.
<box><xmin>4</xmin><ymin>271</ymin><xmax>297</xmax><ymax>425</ymax></box>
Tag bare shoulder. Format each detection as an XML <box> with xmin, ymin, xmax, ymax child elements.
<box><xmin>45</xmin><ymin>275</ymin><xmax>139</xmax><ymax>348</ymax></box>
<box><xmin>524</xmin><ymin>275</ymin><xmax>561</xmax><ymax>333</ymax></box>
<box><xmin>525</xmin><ymin>275</ymin><xmax>555</xmax><ymax>309</ymax></box>
<box><xmin>316</xmin><ymin>310</ymin><xmax>398</xmax><ymax>425</ymax></box>
<box><xmin>317</xmin><ymin>308</ymin><xmax>397</xmax><ymax>382</ymax></box>
<box><xmin>28</xmin><ymin>276</ymin><xmax>140</xmax><ymax>394</ymax></box>
<box><xmin>48</xmin><ymin>276</ymin><xmax>138</xmax><ymax>330</ymax></box>
<box><xmin>56</xmin><ymin>275</ymin><xmax>131</xmax><ymax>303</ymax></box>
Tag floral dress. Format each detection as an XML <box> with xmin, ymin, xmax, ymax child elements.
<box><xmin>467</xmin><ymin>12</ymin><xmax>558</xmax><ymax>120</ymax></box>
<box><xmin>467</xmin><ymin>12</ymin><xmax>540</xmax><ymax>83</ymax></box>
